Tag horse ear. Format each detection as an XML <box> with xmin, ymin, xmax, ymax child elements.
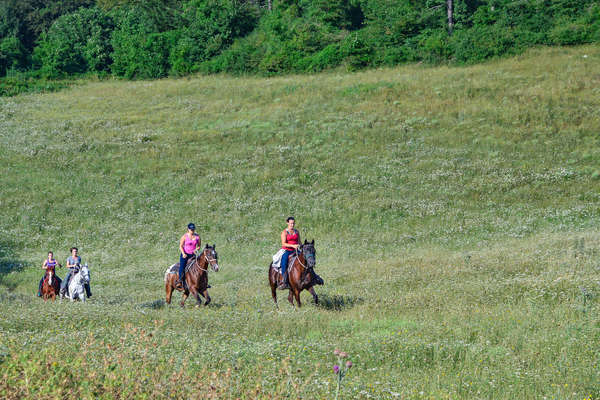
<box><xmin>304</xmin><ymin>239</ymin><xmax>308</xmax><ymax>244</ymax></box>
<box><xmin>311</xmin><ymin>239</ymin><xmax>314</xmax><ymax>244</ymax></box>
<box><xmin>213</xmin><ymin>244</ymin><xmax>216</xmax><ymax>249</ymax></box>
<box><xmin>205</xmin><ymin>244</ymin><xmax>209</xmax><ymax>248</ymax></box>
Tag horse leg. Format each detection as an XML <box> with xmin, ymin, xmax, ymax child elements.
<box><xmin>271</xmin><ymin>284</ymin><xmax>278</xmax><ymax>307</ymax></box>
<box><xmin>188</xmin><ymin>287</ymin><xmax>202</xmax><ymax>308</ymax></box>
<box><xmin>294</xmin><ymin>289</ymin><xmax>302</xmax><ymax>308</ymax></box>
<box><xmin>287</xmin><ymin>290</ymin><xmax>294</xmax><ymax>306</ymax></box>
<box><xmin>194</xmin><ymin>291</ymin><xmax>203</xmax><ymax>306</ymax></box>
<box><xmin>308</xmin><ymin>286</ymin><xmax>318</xmax><ymax>304</ymax></box>
<box><xmin>180</xmin><ymin>290</ymin><xmax>189</xmax><ymax>308</ymax></box>
<box><xmin>165</xmin><ymin>282</ymin><xmax>173</xmax><ymax>305</ymax></box>
<box><xmin>202</xmin><ymin>289</ymin><xmax>211</xmax><ymax>306</ymax></box>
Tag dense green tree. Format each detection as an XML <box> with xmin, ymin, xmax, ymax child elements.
<box><xmin>0</xmin><ymin>0</ymin><xmax>95</xmax><ymax>51</ymax></box>
<box><xmin>0</xmin><ymin>35</ymin><xmax>28</xmax><ymax>75</ymax></box>
<box><xmin>34</xmin><ymin>7</ymin><xmax>114</xmax><ymax>76</ymax></box>
<box><xmin>170</xmin><ymin>0</ymin><xmax>260</xmax><ymax>75</ymax></box>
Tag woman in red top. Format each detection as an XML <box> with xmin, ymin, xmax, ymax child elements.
<box><xmin>279</xmin><ymin>216</ymin><xmax>301</xmax><ymax>289</ymax></box>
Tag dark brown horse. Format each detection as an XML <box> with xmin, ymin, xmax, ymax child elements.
<box><xmin>41</xmin><ymin>268</ymin><xmax>61</xmax><ymax>301</ymax></box>
<box><xmin>269</xmin><ymin>240</ymin><xmax>324</xmax><ymax>308</ymax></box>
<box><xmin>165</xmin><ymin>244</ymin><xmax>219</xmax><ymax>307</ymax></box>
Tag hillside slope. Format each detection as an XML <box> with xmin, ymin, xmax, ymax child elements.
<box><xmin>0</xmin><ymin>46</ymin><xmax>599</xmax><ymax>399</ymax></box>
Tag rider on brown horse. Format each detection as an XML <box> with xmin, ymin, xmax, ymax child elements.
<box><xmin>37</xmin><ymin>251</ymin><xmax>61</xmax><ymax>297</ymax></box>
<box><xmin>177</xmin><ymin>223</ymin><xmax>201</xmax><ymax>289</ymax></box>
<box><xmin>279</xmin><ymin>217</ymin><xmax>300</xmax><ymax>289</ymax></box>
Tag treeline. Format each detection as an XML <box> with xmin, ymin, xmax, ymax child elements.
<box><xmin>1</xmin><ymin>0</ymin><xmax>599</xmax><ymax>80</ymax></box>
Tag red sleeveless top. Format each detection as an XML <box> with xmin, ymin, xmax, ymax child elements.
<box><xmin>282</xmin><ymin>230</ymin><xmax>299</xmax><ymax>251</ymax></box>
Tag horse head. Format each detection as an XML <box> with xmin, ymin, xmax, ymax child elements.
<box><xmin>300</xmin><ymin>239</ymin><xmax>323</xmax><ymax>286</ymax></box>
<box><xmin>80</xmin><ymin>263</ymin><xmax>90</xmax><ymax>284</ymax></box>
<box><xmin>203</xmin><ymin>244</ymin><xmax>219</xmax><ymax>272</ymax></box>
<box><xmin>301</xmin><ymin>239</ymin><xmax>316</xmax><ymax>269</ymax></box>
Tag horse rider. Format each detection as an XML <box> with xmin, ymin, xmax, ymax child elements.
<box><xmin>60</xmin><ymin>247</ymin><xmax>91</xmax><ymax>298</ymax></box>
<box><xmin>37</xmin><ymin>251</ymin><xmax>61</xmax><ymax>297</ymax></box>
<box><xmin>177</xmin><ymin>223</ymin><xmax>201</xmax><ymax>289</ymax></box>
<box><xmin>279</xmin><ymin>216</ymin><xmax>301</xmax><ymax>289</ymax></box>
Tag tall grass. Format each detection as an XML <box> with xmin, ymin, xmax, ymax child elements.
<box><xmin>0</xmin><ymin>45</ymin><xmax>599</xmax><ymax>398</ymax></box>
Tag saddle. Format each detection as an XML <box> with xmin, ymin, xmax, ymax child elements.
<box><xmin>272</xmin><ymin>253</ymin><xmax>297</xmax><ymax>275</ymax></box>
<box><xmin>167</xmin><ymin>256</ymin><xmax>197</xmax><ymax>275</ymax></box>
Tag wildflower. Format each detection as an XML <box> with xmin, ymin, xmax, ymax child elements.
<box><xmin>333</xmin><ymin>365</ymin><xmax>340</xmax><ymax>374</ymax></box>
<box><xmin>339</xmin><ymin>352</ymin><xmax>348</xmax><ymax>358</ymax></box>
<box><xmin>334</xmin><ymin>349</ymin><xmax>340</xmax><ymax>356</ymax></box>
<box><xmin>346</xmin><ymin>361</ymin><xmax>352</xmax><ymax>369</ymax></box>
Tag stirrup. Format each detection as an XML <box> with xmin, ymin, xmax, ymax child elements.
<box><xmin>278</xmin><ymin>277</ymin><xmax>289</xmax><ymax>289</ymax></box>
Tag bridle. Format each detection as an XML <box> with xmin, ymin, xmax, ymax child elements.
<box><xmin>193</xmin><ymin>249</ymin><xmax>218</xmax><ymax>272</ymax></box>
<box><xmin>294</xmin><ymin>246</ymin><xmax>315</xmax><ymax>271</ymax></box>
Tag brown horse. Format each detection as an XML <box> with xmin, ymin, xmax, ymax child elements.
<box><xmin>165</xmin><ymin>244</ymin><xmax>219</xmax><ymax>307</ymax></box>
<box><xmin>269</xmin><ymin>240</ymin><xmax>324</xmax><ymax>308</ymax></box>
<box><xmin>41</xmin><ymin>268</ymin><xmax>61</xmax><ymax>301</ymax></box>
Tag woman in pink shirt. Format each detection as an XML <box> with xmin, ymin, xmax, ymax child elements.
<box><xmin>177</xmin><ymin>223</ymin><xmax>201</xmax><ymax>288</ymax></box>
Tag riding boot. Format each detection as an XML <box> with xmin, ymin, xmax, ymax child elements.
<box><xmin>278</xmin><ymin>272</ymin><xmax>290</xmax><ymax>290</ymax></box>
<box><xmin>176</xmin><ymin>276</ymin><xmax>185</xmax><ymax>290</ymax></box>
<box><xmin>84</xmin><ymin>283</ymin><xmax>92</xmax><ymax>298</ymax></box>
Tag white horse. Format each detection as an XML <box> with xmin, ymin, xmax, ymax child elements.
<box><xmin>62</xmin><ymin>264</ymin><xmax>90</xmax><ymax>302</ymax></box>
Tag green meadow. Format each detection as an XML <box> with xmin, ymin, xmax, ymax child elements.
<box><xmin>1</xmin><ymin>45</ymin><xmax>599</xmax><ymax>399</ymax></box>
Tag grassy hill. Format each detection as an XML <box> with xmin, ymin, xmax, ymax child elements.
<box><xmin>1</xmin><ymin>45</ymin><xmax>599</xmax><ymax>399</ymax></box>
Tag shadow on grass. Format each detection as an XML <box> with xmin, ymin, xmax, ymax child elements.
<box><xmin>136</xmin><ymin>299</ymin><xmax>226</xmax><ymax>310</ymax></box>
<box><xmin>138</xmin><ymin>299</ymin><xmax>167</xmax><ymax>309</ymax></box>
<box><xmin>315</xmin><ymin>294</ymin><xmax>364</xmax><ymax>311</ymax></box>
<box><xmin>0</xmin><ymin>238</ymin><xmax>26</xmax><ymax>292</ymax></box>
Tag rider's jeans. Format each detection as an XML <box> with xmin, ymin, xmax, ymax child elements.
<box><xmin>280</xmin><ymin>250</ymin><xmax>295</xmax><ymax>277</ymax></box>
<box><xmin>179</xmin><ymin>253</ymin><xmax>194</xmax><ymax>281</ymax></box>
<box><xmin>60</xmin><ymin>269</ymin><xmax>73</xmax><ymax>292</ymax></box>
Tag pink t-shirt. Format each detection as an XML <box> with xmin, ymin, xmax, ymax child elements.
<box><xmin>183</xmin><ymin>234</ymin><xmax>199</xmax><ymax>254</ymax></box>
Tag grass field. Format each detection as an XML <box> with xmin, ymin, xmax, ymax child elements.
<box><xmin>1</xmin><ymin>45</ymin><xmax>599</xmax><ymax>399</ymax></box>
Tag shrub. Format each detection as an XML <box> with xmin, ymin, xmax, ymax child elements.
<box><xmin>450</xmin><ymin>24</ymin><xmax>518</xmax><ymax>64</ymax></box>
<box><xmin>110</xmin><ymin>5</ymin><xmax>171</xmax><ymax>79</ymax></box>
<box><xmin>548</xmin><ymin>19</ymin><xmax>591</xmax><ymax>45</ymax></box>
<box><xmin>0</xmin><ymin>36</ymin><xmax>28</xmax><ymax>76</ymax></box>
<box><xmin>169</xmin><ymin>0</ymin><xmax>260</xmax><ymax>76</ymax></box>
<box><xmin>34</xmin><ymin>7</ymin><xmax>114</xmax><ymax>77</ymax></box>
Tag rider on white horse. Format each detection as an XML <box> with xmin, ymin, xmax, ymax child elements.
<box><xmin>60</xmin><ymin>247</ymin><xmax>91</xmax><ymax>298</ymax></box>
<box><xmin>64</xmin><ymin>263</ymin><xmax>90</xmax><ymax>302</ymax></box>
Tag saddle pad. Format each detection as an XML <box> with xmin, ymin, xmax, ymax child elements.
<box><xmin>272</xmin><ymin>249</ymin><xmax>286</xmax><ymax>268</ymax></box>
<box><xmin>271</xmin><ymin>254</ymin><xmax>297</xmax><ymax>275</ymax></box>
<box><xmin>167</xmin><ymin>263</ymin><xmax>178</xmax><ymax>274</ymax></box>
<box><xmin>167</xmin><ymin>257</ymin><xmax>197</xmax><ymax>274</ymax></box>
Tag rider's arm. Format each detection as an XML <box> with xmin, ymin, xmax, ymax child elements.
<box><xmin>179</xmin><ymin>235</ymin><xmax>186</xmax><ymax>256</ymax></box>
<box><xmin>195</xmin><ymin>234</ymin><xmax>201</xmax><ymax>252</ymax></box>
<box><xmin>42</xmin><ymin>260</ymin><xmax>48</xmax><ymax>269</ymax></box>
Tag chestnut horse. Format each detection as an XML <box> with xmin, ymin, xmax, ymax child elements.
<box><xmin>41</xmin><ymin>268</ymin><xmax>61</xmax><ymax>301</ymax></box>
<box><xmin>269</xmin><ymin>240</ymin><xmax>324</xmax><ymax>308</ymax></box>
<box><xmin>165</xmin><ymin>244</ymin><xmax>219</xmax><ymax>307</ymax></box>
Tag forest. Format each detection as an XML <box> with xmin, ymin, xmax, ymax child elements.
<box><xmin>1</xmin><ymin>0</ymin><xmax>599</xmax><ymax>81</ymax></box>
